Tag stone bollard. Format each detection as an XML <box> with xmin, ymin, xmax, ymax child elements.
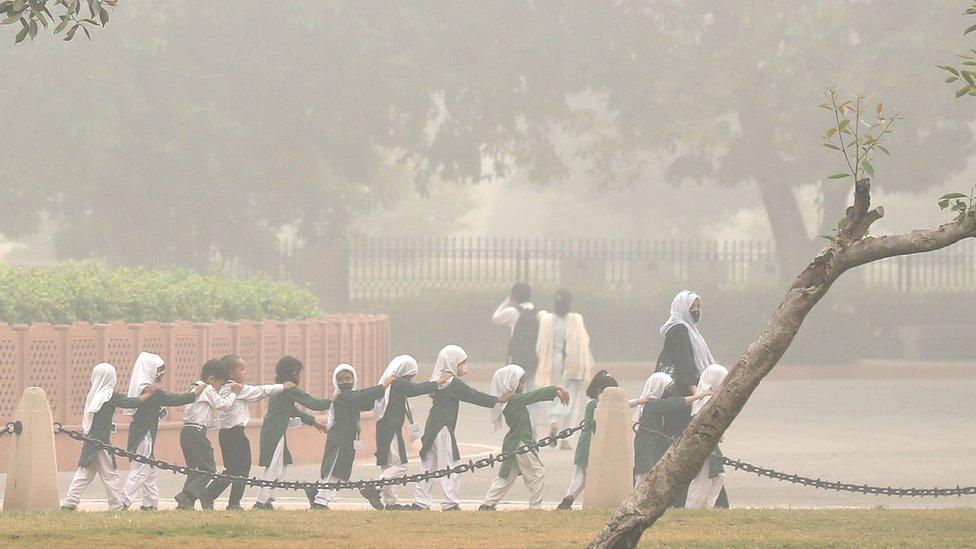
<box><xmin>3</xmin><ymin>388</ymin><xmax>59</xmax><ymax>511</ymax></box>
<box><xmin>583</xmin><ymin>386</ymin><xmax>635</xmax><ymax>509</ymax></box>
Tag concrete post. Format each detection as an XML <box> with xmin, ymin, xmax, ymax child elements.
<box><xmin>583</xmin><ymin>386</ymin><xmax>635</xmax><ymax>509</ymax></box>
<box><xmin>3</xmin><ymin>387</ymin><xmax>59</xmax><ymax>511</ymax></box>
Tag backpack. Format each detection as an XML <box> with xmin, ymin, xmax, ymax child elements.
<box><xmin>508</xmin><ymin>305</ymin><xmax>540</xmax><ymax>374</ymax></box>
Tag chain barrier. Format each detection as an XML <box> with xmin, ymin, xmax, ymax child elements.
<box><xmin>47</xmin><ymin>420</ymin><xmax>976</xmax><ymax>497</ymax></box>
<box><xmin>52</xmin><ymin>420</ymin><xmax>588</xmax><ymax>492</ymax></box>
<box><xmin>0</xmin><ymin>421</ymin><xmax>21</xmax><ymax>438</ymax></box>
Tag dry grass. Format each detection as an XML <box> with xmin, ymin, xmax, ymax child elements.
<box><xmin>0</xmin><ymin>508</ymin><xmax>973</xmax><ymax>547</ymax></box>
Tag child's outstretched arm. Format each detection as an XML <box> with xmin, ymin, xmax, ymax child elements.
<box><xmin>155</xmin><ymin>387</ymin><xmax>199</xmax><ymax>407</ymax></box>
<box><xmin>455</xmin><ymin>381</ymin><xmax>504</xmax><ymax>408</ymax></box>
<box><xmin>289</xmin><ymin>387</ymin><xmax>333</xmax><ymax>411</ymax></box>
<box><xmin>508</xmin><ymin>386</ymin><xmax>560</xmax><ymax>408</ymax></box>
<box><xmin>112</xmin><ymin>385</ymin><xmax>158</xmax><ymax>409</ymax></box>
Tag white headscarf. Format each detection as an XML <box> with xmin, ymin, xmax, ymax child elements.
<box><xmin>83</xmin><ymin>363</ymin><xmax>117</xmax><ymax>433</ymax></box>
<box><xmin>488</xmin><ymin>364</ymin><xmax>525</xmax><ymax>433</ymax></box>
<box><xmin>691</xmin><ymin>363</ymin><xmax>728</xmax><ymax>416</ymax></box>
<box><xmin>660</xmin><ymin>290</ymin><xmax>716</xmax><ymax>374</ymax></box>
<box><xmin>633</xmin><ymin>371</ymin><xmax>674</xmax><ymax>423</ymax></box>
<box><xmin>124</xmin><ymin>352</ymin><xmax>164</xmax><ymax>416</ymax></box>
<box><xmin>329</xmin><ymin>363</ymin><xmax>357</xmax><ymax>428</ymax></box>
<box><xmin>430</xmin><ymin>344</ymin><xmax>467</xmax><ymax>384</ymax></box>
<box><xmin>373</xmin><ymin>355</ymin><xmax>419</xmax><ymax>420</ymax></box>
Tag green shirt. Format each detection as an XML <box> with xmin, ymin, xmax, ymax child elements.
<box><xmin>498</xmin><ymin>386</ymin><xmax>558</xmax><ymax>479</ymax></box>
<box><xmin>633</xmin><ymin>396</ymin><xmax>687</xmax><ymax>475</ymax></box>
<box><xmin>125</xmin><ymin>389</ymin><xmax>197</xmax><ymax>455</ymax></box>
<box><xmin>80</xmin><ymin>391</ymin><xmax>144</xmax><ymax>468</ymax></box>
<box><xmin>573</xmin><ymin>398</ymin><xmax>599</xmax><ymax>468</ymax></box>
<box><xmin>420</xmin><ymin>378</ymin><xmax>497</xmax><ymax>460</ymax></box>
<box><xmin>321</xmin><ymin>384</ymin><xmax>385</xmax><ymax>480</ymax></box>
<box><xmin>258</xmin><ymin>387</ymin><xmax>332</xmax><ymax>467</ymax></box>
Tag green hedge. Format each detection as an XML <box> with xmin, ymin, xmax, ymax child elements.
<box><xmin>0</xmin><ymin>263</ymin><xmax>321</xmax><ymax>324</ymax></box>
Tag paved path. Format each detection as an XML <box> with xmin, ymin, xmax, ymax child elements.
<box><xmin>4</xmin><ymin>361</ymin><xmax>976</xmax><ymax>511</ymax></box>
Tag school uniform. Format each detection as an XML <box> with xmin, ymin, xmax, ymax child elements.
<box><xmin>314</xmin><ymin>367</ymin><xmax>385</xmax><ymax>507</ymax></box>
<box><xmin>482</xmin><ymin>378</ymin><xmax>558</xmax><ymax>509</ymax></box>
<box><xmin>120</xmin><ymin>355</ymin><xmax>196</xmax><ymax>509</ymax></box>
<box><xmin>201</xmin><ymin>382</ymin><xmax>284</xmax><ymax>509</ymax></box>
<box><xmin>633</xmin><ymin>396</ymin><xmax>687</xmax><ymax>485</ymax></box>
<box><xmin>255</xmin><ymin>387</ymin><xmax>332</xmax><ymax>505</ymax></box>
<box><xmin>412</xmin><ymin>345</ymin><xmax>495</xmax><ymax>511</ymax></box>
<box><xmin>564</xmin><ymin>397</ymin><xmax>599</xmax><ymax>500</ymax></box>
<box><xmin>63</xmin><ymin>363</ymin><xmax>145</xmax><ymax>510</ymax></box>
<box><xmin>175</xmin><ymin>383</ymin><xmax>237</xmax><ymax>507</ymax></box>
<box><xmin>685</xmin><ymin>364</ymin><xmax>729</xmax><ymax>509</ymax></box>
<box><xmin>372</xmin><ymin>356</ymin><xmax>438</xmax><ymax>506</ymax></box>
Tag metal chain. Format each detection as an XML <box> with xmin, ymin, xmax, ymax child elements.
<box><xmin>52</xmin><ymin>420</ymin><xmax>588</xmax><ymax>492</ymax></box>
<box><xmin>0</xmin><ymin>421</ymin><xmax>21</xmax><ymax>438</ymax></box>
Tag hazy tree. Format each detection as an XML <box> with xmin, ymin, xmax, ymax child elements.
<box><xmin>591</xmin><ymin>4</ymin><xmax>976</xmax><ymax>546</ymax></box>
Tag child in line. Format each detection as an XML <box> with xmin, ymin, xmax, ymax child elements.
<box><xmin>61</xmin><ymin>363</ymin><xmax>158</xmax><ymax>511</ymax></box>
<box><xmin>254</xmin><ymin>356</ymin><xmax>330</xmax><ymax>510</ymax></box>
<box><xmin>311</xmin><ymin>364</ymin><xmax>391</xmax><ymax>509</ymax></box>
<box><xmin>121</xmin><ymin>352</ymin><xmax>202</xmax><ymax>511</ymax></box>
<box><xmin>632</xmin><ymin>372</ymin><xmax>712</xmax><ymax>487</ymax></box>
<box><xmin>685</xmin><ymin>363</ymin><xmax>729</xmax><ymax>509</ymax></box>
<box><xmin>409</xmin><ymin>345</ymin><xmax>512</xmax><ymax>511</ymax></box>
<box><xmin>174</xmin><ymin>359</ymin><xmax>242</xmax><ymax>510</ymax></box>
<box><xmin>200</xmin><ymin>354</ymin><xmax>295</xmax><ymax>510</ymax></box>
<box><xmin>479</xmin><ymin>364</ymin><xmax>568</xmax><ymax>511</ymax></box>
<box><xmin>363</xmin><ymin>355</ymin><xmax>452</xmax><ymax>510</ymax></box>
<box><xmin>556</xmin><ymin>369</ymin><xmax>618</xmax><ymax>510</ymax></box>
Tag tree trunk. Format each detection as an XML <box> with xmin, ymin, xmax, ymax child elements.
<box><xmin>590</xmin><ymin>182</ymin><xmax>975</xmax><ymax>547</ymax></box>
<box><xmin>755</xmin><ymin>174</ymin><xmax>816</xmax><ymax>279</ymax></box>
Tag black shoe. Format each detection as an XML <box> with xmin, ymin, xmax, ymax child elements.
<box><xmin>225</xmin><ymin>504</ymin><xmax>243</xmax><ymax>511</ymax></box>
<box><xmin>304</xmin><ymin>488</ymin><xmax>318</xmax><ymax>506</ymax></box>
<box><xmin>174</xmin><ymin>492</ymin><xmax>195</xmax><ymax>510</ymax></box>
<box><xmin>406</xmin><ymin>503</ymin><xmax>428</xmax><ymax>511</ymax></box>
<box><xmin>139</xmin><ymin>505</ymin><xmax>157</xmax><ymax>511</ymax></box>
<box><xmin>60</xmin><ymin>505</ymin><xmax>77</xmax><ymax>512</ymax></box>
<box><xmin>384</xmin><ymin>503</ymin><xmax>403</xmax><ymax>511</ymax></box>
<box><xmin>477</xmin><ymin>504</ymin><xmax>495</xmax><ymax>511</ymax></box>
<box><xmin>252</xmin><ymin>501</ymin><xmax>274</xmax><ymax>511</ymax></box>
<box><xmin>310</xmin><ymin>502</ymin><xmax>329</xmax><ymax>510</ymax></box>
<box><xmin>556</xmin><ymin>496</ymin><xmax>574</xmax><ymax>510</ymax></box>
<box><xmin>442</xmin><ymin>504</ymin><xmax>461</xmax><ymax>512</ymax></box>
<box><xmin>198</xmin><ymin>495</ymin><xmax>215</xmax><ymax>510</ymax></box>
<box><xmin>360</xmin><ymin>487</ymin><xmax>384</xmax><ymax>510</ymax></box>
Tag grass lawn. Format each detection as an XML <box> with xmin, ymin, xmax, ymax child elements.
<box><xmin>0</xmin><ymin>508</ymin><xmax>973</xmax><ymax>547</ymax></box>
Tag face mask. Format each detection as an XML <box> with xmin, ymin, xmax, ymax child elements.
<box><xmin>690</xmin><ymin>310</ymin><xmax>701</xmax><ymax>323</ymax></box>
<box><xmin>338</xmin><ymin>382</ymin><xmax>354</xmax><ymax>392</ymax></box>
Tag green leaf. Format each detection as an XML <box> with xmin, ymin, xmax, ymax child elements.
<box><xmin>14</xmin><ymin>24</ymin><xmax>27</xmax><ymax>42</ymax></box>
<box><xmin>1</xmin><ymin>13</ymin><xmax>22</xmax><ymax>24</ymax></box>
<box><xmin>822</xmin><ymin>143</ymin><xmax>841</xmax><ymax>151</ymax></box>
<box><xmin>947</xmin><ymin>76</ymin><xmax>959</xmax><ymax>83</ymax></box>
<box><xmin>938</xmin><ymin>65</ymin><xmax>961</xmax><ymax>77</ymax></box>
<box><xmin>98</xmin><ymin>5</ymin><xmax>108</xmax><ymax>25</ymax></box>
<box><xmin>966</xmin><ymin>23</ymin><xmax>976</xmax><ymax>36</ymax></box>
<box><xmin>81</xmin><ymin>23</ymin><xmax>90</xmax><ymax>40</ymax></box>
<box><xmin>826</xmin><ymin>127</ymin><xmax>837</xmax><ymax>139</ymax></box>
<box><xmin>54</xmin><ymin>16</ymin><xmax>68</xmax><ymax>33</ymax></box>
<box><xmin>64</xmin><ymin>23</ymin><xmax>78</xmax><ymax>40</ymax></box>
<box><xmin>876</xmin><ymin>145</ymin><xmax>890</xmax><ymax>156</ymax></box>
<box><xmin>875</xmin><ymin>102</ymin><xmax>883</xmax><ymax>116</ymax></box>
<box><xmin>861</xmin><ymin>160</ymin><xmax>875</xmax><ymax>177</ymax></box>
<box><xmin>956</xmin><ymin>85</ymin><xmax>973</xmax><ymax>98</ymax></box>
<box><xmin>12</xmin><ymin>0</ymin><xmax>24</xmax><ymax>10</ymax></box>
<box><xmin>940</xmin><ymin>192</ymin><xmax>968</xmax><ymax>200</ymax></box>
<box><xmin>939</xmin><ymin>199</ymin><xmax>951</xmax><ymax>210</ymax></box>
<box><xmin>827</xmin><ymin>173</ymin><xmax>851</xmax><ymax>180</ymax></box>
<box><xmin>965</xmin><ymin>72</ymin><xmax>976</xmax><ymax>85</ymax></box>
<box><xmin>837</xmin><ymin>119</ymin><xmax>850</xmax><ymax>132</ymax></box>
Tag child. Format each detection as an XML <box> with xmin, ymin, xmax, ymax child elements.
<box><xmin>479</xmin><ymin>364</ymin><xmax>568</xmax><ymax>511</ymax></box>
<box><xmin>685</xmin><ymin>363</ymin><xmax>729</xmax><ymax>509</ymax></box>
<box><xmin>556</xmin><ymin>369</ymin><xmax>618</xmax><ymax>510</ymax></box>
<box><xmin>121</xmin><ymin>352</ymin><xmax>202</xmax><ymax>511</ymax></box>
<box><xmin>60</xmin><ymin>363</ymin><xmax>158</xmax><ymax>511</ymax></box>
<box><xmin>363</xmin><ymin>355</ymin><xmax>451</xmax><ymax>510</ymax></box>
<box><xmin>409</xmin><ymin>345</ymin><xmax>512</xmax><ymax>511</ymax></box>
<box><xmin>254</xmin><ymin>356</ymin><xmax>330</xmax><ymax>510</ymax></box>
<box><xmin>632</xmin><ymin>372</ymin><xmax>711</xmax><ymax>487</ymax></box>
<box><xmin>174</xmin><ymin>359</ymin><xmax>242</xmax><ymax>510</ymax></box>
<box><xmin>311</xmin><ymin>364</ymin><xmax>391</xmax><ymax>509</ymax></box>
<box><xmin>200</xmin><ymin>354</ymin><xmax>295</xmax><ymax>510</ymax></box>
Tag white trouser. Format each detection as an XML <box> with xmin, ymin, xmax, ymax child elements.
<box><xmin>378</xmin><ymin>439</ymin><xmax>407</xmax><ymax>505</ymax></box>
<box><xmin>564</xmin><ymin>465</ymin><xmax>586</xmax><ymax>499</ymax></box>
<box><xmin>256</xmin><ymin>437</ymin><xmax>286</xmax><ymax>504</ymax></box>
<box><xmin>482</xmin><ymin>452</ymin><xmax>546</xmax><ymax>509</ymax></box>
<box><xmin>121</xmin><ymin>433</ymin><xmax>159</xmax><ymax>508</ymax></box>
<box><xmin>63</xmin><ymin>450</ymin><xmax>123</xmax><ymax>510</ymax></box>
<box><xmin>412</xmin><ymin>427</ymin><xmax>461</xmax><ymax>510</ymax></box>
<box><xmin>686</xmin><ymin>461</ymin><xmax>726</xmax><ymax>509</ymax></box>
<box><xmin>313</xmin><ymin>458</ymin><xmax>340</xmax><ymax>506</ymax></box>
